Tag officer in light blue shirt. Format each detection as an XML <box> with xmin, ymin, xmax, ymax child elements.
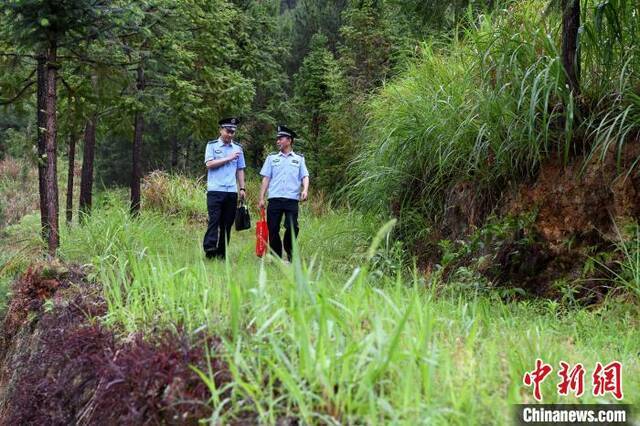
<box><xmin>202</xmin><ymin>117</ymin><xmax>246</xmax><ymax>259</ymax></box>
<box><xmin>259</xmin><ymin>125</ymin><xmax>310</xmax><ymax>260</ymax></box>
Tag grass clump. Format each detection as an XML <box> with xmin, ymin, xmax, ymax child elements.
<box><xmin>602</xmin><ymin>222</ymin><xmax>640</xmax><ymax>300</ymax></box>
<box><xmin>0</xmin><ymin>157</ymin><xmax>38</xmax><ymax>229</ymax></box>
<box><xmin>142</xmin><ymin>170</ymin><xmax>208</xmax><ymax>222</ymax></box>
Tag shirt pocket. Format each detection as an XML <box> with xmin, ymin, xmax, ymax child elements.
<box><xmin>213</xmin><ymin>149</ymin><xmax>225</xmax><ymax>159</ymax></box>
<box><xmin>288</xmin><ymin>160</ymin><xmax>301</xmax><ymax>169</ymax></box>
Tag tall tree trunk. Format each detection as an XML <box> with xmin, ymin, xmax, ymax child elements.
<box><xmin>36</xmin><ymin>54</ymin><xmax>49</xmax><ymax>242</ymax></box>
<box><xmin>79</xmin><ymin>115</ymin><xmax>96</xmax><ymax>219</ymax></box>
<box><xmin>79</xmin><ymin>74</ymin><xmax>98</xmax><ymax>220</ymax></box>
<box><xmin>66</xmin><ymin>128</ymin><xmax>77</xmax><ymax>224</ymax></box>
<box><xmin>170</xmin><ymin>132</ymin><xmax>179</xmax><ymax>171</ymax></box>
<box><xmin>561</xmin><ymin>0</ymin><xmax>581</xmax><ymax>95</ymax></box>
<box><xmin>44</xmin><ymin>42</ymin><xmax>59</xmax><ymax>255</ymax></box>
<box><xmin>130</xmin><ymin>64</ymin><xmax>145</xmax><ymax>216</ymax></box>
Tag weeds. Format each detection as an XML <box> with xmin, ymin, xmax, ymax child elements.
<box><xmin>350</xmin><ymin>0</ymin><xmax>640</xmax><ymax>247</ymax></box>
<box><xmin>53</xmin><ymin>190</ymin><xmax>640</xmax><ymax>424</ymax></box>
<box><xmin>604</xmin><ymin>222</ymin><xmax>640</xmax><ymax>299</ymax></box>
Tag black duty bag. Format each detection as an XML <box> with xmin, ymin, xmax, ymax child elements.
<box><xmin>235</xmin><ymin>200</ymin><xmax>251</xmax><ymax>231</ymax></box>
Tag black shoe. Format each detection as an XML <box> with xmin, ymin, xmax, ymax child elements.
<box><xmin>205</xmin><ymin>250</ymin><xmax>217</xmax><ymax>259</ymax></box>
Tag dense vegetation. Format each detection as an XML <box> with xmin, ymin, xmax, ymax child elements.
<box><xmin>352</xmin><ymin>0</ymin><xmax>640</xmax><ymax>243</ymax></box>
<box><xmin>1</xmin><ymin>0</ymin><xmax>639</xmax><ymax>422</ymax></box>
<box><xmin>2</xmin><ymin>174</ymin><xmax>637</xmax><ymax>422</ymax></box>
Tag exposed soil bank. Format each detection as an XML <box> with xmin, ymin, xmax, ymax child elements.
<box><xmin>432</xmin><ymin>140</ymin><xmax>640</xmax><ymax>296</ymax></box>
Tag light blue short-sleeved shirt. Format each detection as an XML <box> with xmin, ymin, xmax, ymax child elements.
<box><xmin>204</xmin><ymin>139</ymin><xmax>246</xmax><ymax>192</ymax></box>
<box><xmin>260</xmin><ymin>151</ymin><xmax>309</xmax><ymax>200</ymax></box>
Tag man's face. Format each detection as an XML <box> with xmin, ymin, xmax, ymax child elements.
<box><xmin>276</xmin><ymin>136</ymin><xmax>292</xmax><ymax>151</ymax></box>
<box><xmin>219</xmin><ymin>127</ymin><xmax>235</xmax><ymax>143</ymax></box>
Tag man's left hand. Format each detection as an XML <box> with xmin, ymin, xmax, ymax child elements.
<box><xmin>239</xmin><ymin>189</ymin><xmax>246</xmax><ymax>200</ymax></box>
<box><xmin>300</xmin><ymin>190</ymin><xmax>308</xmax><ymax>201</ymax></box>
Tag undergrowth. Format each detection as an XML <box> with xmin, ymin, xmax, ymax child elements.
<box><xmin>52</xmin><ymin>186</ymin><xmax>640</xmax><ymax>424</ymax></box>
<box><xmin>350</xmin><ymin>0</ymin><xmax>640</xmax><ymax>246</ymax></box>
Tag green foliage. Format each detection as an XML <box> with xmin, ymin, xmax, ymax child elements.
<box><xmin>280</xmin><ymin>0</ymin><xmax>348</xmax><ymax>76</ymax></box>
<box><xmin>0</xmin><ymin>106</ymin><xmax>35</xmax><ymax>159</ymax></box>
<box><xmin>580</xmin><ymin>0</ymin><xmax>640</xmax><ymax>170</ymax></box>
<box><xmin>141</xmin><ymin>170</ymin><xmax>206</xmax><ymax>222</ymax></box>
<box><xmin>2</xmin><ymin>0</ymin><xmax>115</xmax><ymax>47</ymax></box>
<box><xmin>387</xmin><ymin>0</ymin><xmax>501</xmax><ymax>38</ymax></box>
<box><xmin>292</xmin><ymin>33</ymin><xmax>344</xmax><ymax>189</ymax></box>
<box><xmin>338</xmin><ymin>0</ymin><xmax>395</xmax><ymax>93</ymax></box>
<box><xmin>0</xmin><ymin>213</ymin><xmax>43</xmax><ymax>312</ymax></box>
<box><xmin>55</xmin><ymin>186</ymin><xmax>640</xmax><ymax>423</ymax></box>
<box><xmin>350</xmin><ymin>0</ymin><xmax>640</xmax><ymax>244</ymax></box>
<box><xmin>605</xmin><ymin>222</ymin><xmax>640</xmax><ymax>300</ymax></box>
<box><xmin>291</xmin><ymin>0</ymin><xmax>408</xmax><ymax>194</ymax></box>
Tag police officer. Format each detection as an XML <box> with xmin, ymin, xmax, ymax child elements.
<box><xmin>203</xmin><ymin>117</ymin><xmax>246</xmax><ymax>259</ymax></box>
<box><xmin>258</xmin><ymin>125</ymin><xmax>309</xmax><ymax>260</ymax></box>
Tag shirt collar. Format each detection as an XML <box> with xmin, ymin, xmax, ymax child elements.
<box><xmin>278</xmin><ymin>150</ymin><xmax>294</xmax><ymax>157</ymax></box>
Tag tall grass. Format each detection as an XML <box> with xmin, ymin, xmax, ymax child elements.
<box><xmin>601</xmin><ymin>222</ymin><xmax>640</xmax><ymax>300</ymax></box>
<box><xmin>0</xmin><ymin>156</ymin><xmax>42</xmax><ymax>310</ymax></box>
<box><xmin>350</xmin><ymin>0</ymin><xmax>640</xmax><ymax>239</ymax></box>
<box><xmin>58</xmin><ymin>189</ymin><xmax>640</xmax><ymax>424</ymax></box>
<box><xmin>0</xmin><ymin>157</ymin><xmax>38</xmax><ymax>229</ymax></box>
<box><xmin>141</xmin><ymin>171</ymin><xmax>208</xmax><ymax>222</ymax></box>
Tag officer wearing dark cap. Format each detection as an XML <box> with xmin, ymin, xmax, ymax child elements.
<box><xmin>203</xmin><ymin>117</ymin><xmax>246</xmax><ymax>259</ymax></box>
<box><xmin>258</xmin><ymin>125</ymin><xmax>309</xmax><ymax>261</ymax></box>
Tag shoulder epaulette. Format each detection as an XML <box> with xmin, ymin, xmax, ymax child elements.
<box><xmin>268</xmin><ymin>152</ymin><xmax>278</xmax><ymax>156</ymax></box>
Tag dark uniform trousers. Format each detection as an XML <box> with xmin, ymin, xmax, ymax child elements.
<box><xmin>267</xmin><ymin>197</ymin><xmax>299</xmax><ymax>260</ymax></box>
<box><xmin>203</xmin><ymin>191</ymin><xmax>238</xmax><ymax>258</ymax></box>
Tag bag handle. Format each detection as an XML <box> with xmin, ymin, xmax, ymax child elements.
<box><xmin>260</xmin><ymin>207</ymin><xmax>266</xmax><ymax>221</ymax></box>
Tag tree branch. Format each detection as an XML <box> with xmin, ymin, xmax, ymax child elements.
<box><xmin>0</xmin><ymin>80</ymin><xmax>36</xmax><ymax>105</ymax></box>
<box><xmin>57</xmin><ymin>51</ymin><xmax>137</xmax><ymax>67</ymax></box>
<box><xmin>0</xmin><ymin>52</ymin><xmax>37</xmax><ymax>59</ymax></box>
<box><xmin>59</xmin><ymin>75</ymin><xmax>75</xmax><ymax>96</ymax></box>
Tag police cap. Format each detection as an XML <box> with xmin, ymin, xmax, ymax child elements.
<box><xmin>276</xmin><ymin>125</ymin><xmax>297</xmax><ymax>139</ymax></box>
<box><xmin>219</xmin><ymin>117</ymin><xmax>240</xmax><ymax>131</ymax></box>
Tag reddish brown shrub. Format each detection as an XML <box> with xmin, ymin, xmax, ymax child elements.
<box><xmin>85</xmin><ymin>332</ymin><xmax>221</xmax><ymax>425</ymax></box>
<box><xmin>1</xmin><ymin>263</ymin><xmax>67</xmax><ymax>342</ymax></box>
<box><xmin>0</xmin><ymin>263</ymin><xmax>229</xmax><ymax>425</ymax></box>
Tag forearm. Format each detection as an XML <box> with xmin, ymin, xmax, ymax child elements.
<box><xmin>205</xmin><ymin>158</ymin><xmax>229</xmax><ymax>169</ymax></box>
<box><xmin>302</xmin><ymin>176</ymin><xmax>309</xmax><ymax>191</ymax></box>
<box><xmin>259</xmin><ymin>177</ymin><xmax>270</xmax><ymax>200</ymax></box>
<box><xmin>236</xmin><ymin>169</ymin><xmax>245</xmax><ymax>189</ymax></box>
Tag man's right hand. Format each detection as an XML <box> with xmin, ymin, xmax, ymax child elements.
<box><xmin>227</xmin><ymin>152</ymin><xmax>241</xmax><ymax>162</ymax></box>
<box><xmin>258</xmin><ymin>198</ymin><xmax>265</xmax><ymax>209</ymax></box>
